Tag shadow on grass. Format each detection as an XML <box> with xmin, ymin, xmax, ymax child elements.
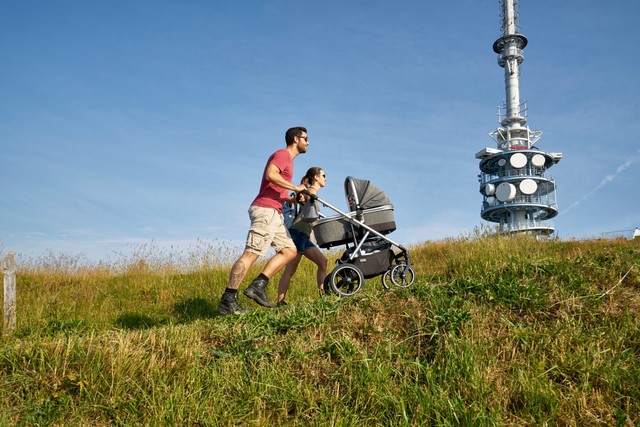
<box><xmin>114</xmin><ymin>313</ymin><xmax>166</xmax><ymax>330</ymax></box>
<box><xmin>172</xmin><ymin>297</ymin><xmax>218</xmax><ymax>323</ymax></box>
<box><xmin>112</xmin><ymin>298</ymin><xmax>219</xmax><ymax>330</ymax></box>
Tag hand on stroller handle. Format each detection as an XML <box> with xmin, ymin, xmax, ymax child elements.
<box><xmin>300</xmin><ymin>189</ymin><xmax>318</xmax><ymax>201</ymax></box>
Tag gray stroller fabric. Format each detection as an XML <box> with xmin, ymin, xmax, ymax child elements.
<box><xmin>345</xmin><ymin>176</ymin><xmax>391</xmax><ymax>210</ymax></box>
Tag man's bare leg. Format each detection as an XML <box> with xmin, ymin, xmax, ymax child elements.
<box><xmin>226</xmin><ymin>251</ymin><xmax>259</xmax><ymax>290</ymax></box>
<box><xmin>217</xmin><ymin>251</ymin><xmax>259</xmax><ymax>315</ymax></box>
<box><xmin>261</xmin><ymin>247</ymin><xmax>298</xmax><ymax>279</ymax></box>
<box><xmin>244</xmin><ymin>247</ymin><xmax>297</xmax><ymax>308</ymax></box>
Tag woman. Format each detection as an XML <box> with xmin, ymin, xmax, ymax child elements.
<box><xmin>276</xmin><ymin>167</ymin><xmax>329</xmax><ymax>306</ymax></box>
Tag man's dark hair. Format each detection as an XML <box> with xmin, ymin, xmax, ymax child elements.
<box><xmin>285</xmin><ymin>127</ymin><xmax>307</xmax><ymax>146</ymax></box>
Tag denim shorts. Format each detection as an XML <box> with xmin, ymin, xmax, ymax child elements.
<box><xmin>289</xmin><ymin>228</ymin><xmax>316</xmax><ymax>254</ymax></box>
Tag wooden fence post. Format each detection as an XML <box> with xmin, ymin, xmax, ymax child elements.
<box><xmin>3</xmin><ymin>252</ymin><xmax>16</xmax><ymax>335</ymax></box>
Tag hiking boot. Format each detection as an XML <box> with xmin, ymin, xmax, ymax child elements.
<box><xmin>275</xmin><ymin>300</ymin><xmax>288</xmax><ymax>308</ymax></box>
<box><xmin>217</xmin><ymin>292</ymin><xmax>251</xmax><ymax>315</ymax></box>
<box><xmin>243</xmin><ymin>277</ymin><xmax>275</xmax><ymax>307</ymax></box>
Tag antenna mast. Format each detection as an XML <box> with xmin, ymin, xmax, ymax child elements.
<box><xmin>475</xmin><ymin>0</ymin><xmax>562</xmax><ymax>236</ymax></box>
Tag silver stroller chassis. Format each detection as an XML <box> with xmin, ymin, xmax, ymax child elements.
<box><xmin>309</xmin><ymin>193</ymin><xmax>415</xmax><ymax>297</ymax></box>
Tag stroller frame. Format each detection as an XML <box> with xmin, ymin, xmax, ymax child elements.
<box><xmin>311</xmin><ymin>177</ymin><xmax>415</xmax><ymax>297</ymax></box>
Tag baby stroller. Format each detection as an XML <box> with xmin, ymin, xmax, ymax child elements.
<box><xmin>310</xmin><ymin>176</ymin><xmax>415</xmax><ymax>297</ymax></box>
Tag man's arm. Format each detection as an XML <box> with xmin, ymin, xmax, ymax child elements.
<box><xmin>265</xmin><ymin>164</ymin><xmax>306</xmax><ymax>193</ymax></box>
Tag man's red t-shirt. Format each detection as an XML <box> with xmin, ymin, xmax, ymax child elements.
<box><xmin>251</xmin><ymin>148</ymin><xmax>293</xmax><ymax>212</ymax></box>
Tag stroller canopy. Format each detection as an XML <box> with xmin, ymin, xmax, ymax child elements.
<box><xmin>344</xmin><ymin>176</ymin><xmax>391</xmax><ymax>211</ymax></box>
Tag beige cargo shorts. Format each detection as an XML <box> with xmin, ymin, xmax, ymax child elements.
<box><xmin>245</xmin><ymin>205</ymin><xmax>295</xmax><ymax>256</ymax></box>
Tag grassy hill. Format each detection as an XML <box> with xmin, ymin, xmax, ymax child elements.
<box><xmin>1</xmin><ymin>236</ymin><xmax>639</xmax><ymax>426</ymax></box>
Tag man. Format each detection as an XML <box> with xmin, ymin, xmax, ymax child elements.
<box><xmin>217</xmin><ymin>127</ymin><xmax>310</xmax><ymax>315</ymax></box>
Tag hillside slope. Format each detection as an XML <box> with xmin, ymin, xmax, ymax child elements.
<box><xmin>1</xmin><ymin>237</ymin><xmax>639</xmax><ymax>425</ymax></box>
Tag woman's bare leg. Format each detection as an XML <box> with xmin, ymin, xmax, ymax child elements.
<box><xmin>304</xmin><ymin>246</ymin><xmax>328</xmax><ymax>291</ymax></box>
<box><xmin>277</xmin><ymin>253</ymin><xmax>303</xmax><ymax>302</ymax></box>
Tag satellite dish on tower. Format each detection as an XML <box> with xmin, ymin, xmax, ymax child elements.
<box><xmin>496</xmin><ymin>182</ymin><xmax>516</xmax><ymax>202</ymax></box>
<box><xmin>519</xmin><ymin>179</ymin><xmax>537</xmax><ymax>195</ymax></box>
<box><xmin>531</xmin><ymin>154</ymin><xmax>546</xmax><ymax>167</ymax></box>
<box><xmin>485</xmin><ymin>183</ymin><xmax>495</xmax><ymax>196</ymax></box>
<box><xmin>509</xmin><ymin>153</ymin><xmax>527</xmax><ymax>168</ymax></box>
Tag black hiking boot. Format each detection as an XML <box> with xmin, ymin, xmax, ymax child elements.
<box><xmin>217</xmin><ymin>292</ymin><xmax>251</xmax><ymax>315</ymax></box>
<box><xmin>243</xmin><ymin>277</ymin><xmax>275</xmax><ymax>308</ymax></box>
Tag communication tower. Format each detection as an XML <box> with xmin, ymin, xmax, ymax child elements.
<box><xmin>475</xmin><ymin>0</ymin><xmax>562</xmax><ymax>235</ymax></box>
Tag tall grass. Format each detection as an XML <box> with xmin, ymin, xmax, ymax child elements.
<box><xmin>1</xmin><ymin>236</ymin><xmax>639</xmax><ymax>426</ymax></box>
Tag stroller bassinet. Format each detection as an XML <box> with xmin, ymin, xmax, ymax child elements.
<box><xmin>314</xmin><ymin>205</ymin><xmax>396</xmax><ymax>248</ymax></box>
<box><xmin>315</xmin><ymin>176</ymin><xmax>396</xmax><ymax>248</ymax></box>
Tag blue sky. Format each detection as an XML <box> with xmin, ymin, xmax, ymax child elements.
<box><xmin>2</xmin><ymin>0</ymin><xmax>640</xmax><ymax>263</ymax></box>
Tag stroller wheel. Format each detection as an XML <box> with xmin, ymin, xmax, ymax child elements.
<box><xmin>328</xmin><ymin>264</ymin><xmax>364</xmax><ymax>297</ymax></box>
<box><xmin>384</xmin><ymin>264</ymin><xmax>415</xmax><ymax>288</ymax></box>
<box><xmin>381</xmin><ymin>270</ymin><xmax>392</xmax><ymax>290</ymax></box>
<box><xmin>322</xmin><ymin>274</ymin><xmax>333</xmax><ymax>295</ymax></box>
